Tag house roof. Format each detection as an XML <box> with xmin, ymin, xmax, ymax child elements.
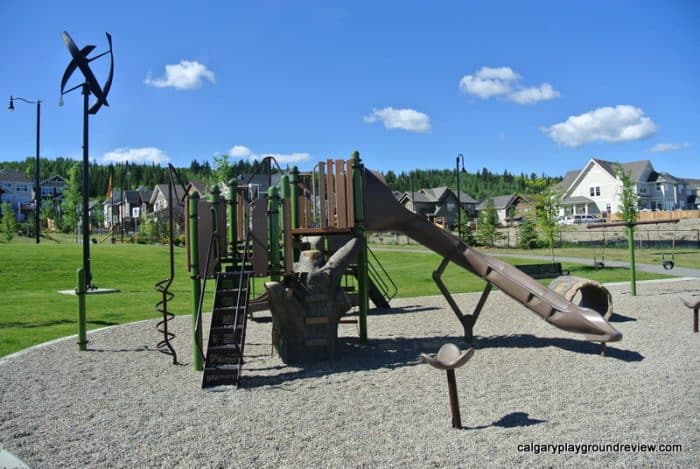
<box><xmin>399</xmin><ymin>186</ymin><xmax>476</xmax><ymax>205</ymax></box>
<box><xmin>561</xmin><ymin>196</ymin><xmax>595</xmax><ymax>205</ymax></box>
<box><xmin>477</xmin><ymin>194</ymin><xmax>518</xmax><ymax>211</ymax></box>
<box><xmin>237</xmin><ymin>173</ymin><xmax>282</xmax><ymax>189</ymax></box>
<box><xmin>456</xmin><ymin>191</ymin><xmax>478</xmax><ymax>204</ymax></box>
<box><xmin>0</xmin><ymin>168</ymin><xmax>31</xmax><ymax>183</ymax></box>
<box><xmin>553</xmin><ymin>170</ymin><xmax>580</xmax><ymax>192</ymax></box>
<box><xmin>648</xmin><ymin>171</ymin><xmax>682</xmax><ymax>184</ymax></box>
<box><xmin>40</xmin><ymin>175</ymin><xmax>67</xmax><ymax>187</ymax></box>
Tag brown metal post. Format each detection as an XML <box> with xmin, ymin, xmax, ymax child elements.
<box><xmin>694</xmin><ymin>308</ymin><xmax>698</xmax><ymax>333</ymax></box>
<box><xmin>446</xmin><ymin>369</ymin><xmax>462</xmax><ymax>429</ymax></box>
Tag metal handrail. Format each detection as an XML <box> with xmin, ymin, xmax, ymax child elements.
<box><xmin>366</xmin><ymin>245</ymin><xmax>398</xmax><ymax>300</ymax></box>
<box><xmin>194</xmin><ymin>231</ymin><xmax>219</xmax><ymax>364</ymax></box>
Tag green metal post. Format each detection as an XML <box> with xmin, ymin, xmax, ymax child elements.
<box><xmin>627</xmin><ymin>225</ymin><xmax>637</xmax><ymax>296</ymax></box>
<box><xmin>209</xmin><ymin>185</ymin><xmax>221</xmax><ymax>263</ymax></box>
<box><xmin>77</xmin><ymin>267</ymin><xmax>87</xmax><ymax>351</ymax></box>
<box><xmin>227</xmin><ymin>179</ymin><xmax>237</xmax><ymax>261</ymax></box>
<box><xmin>268</xmin><ymin>186</ymin><xmax>281</xmax><ymax>282</ymax></box>
<box><xmin>352</xmin><ymin>151</ymin><xmax>369</xmax><ymax>342</ymax></box>
<box><xmin>188</xmin><ymin>192</ymin><xmax>203</xmax><ymax>370</ymax></box>
<box><xmin>290</xmin><ymin>166</ymin><xmax>299</xmax><ymax>229</ymax></box>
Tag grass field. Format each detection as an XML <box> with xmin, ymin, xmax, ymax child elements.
<box><xmin>0</xmin><ymin>238</ymin><xmax>673</xmax><ymax>358</ymax></box>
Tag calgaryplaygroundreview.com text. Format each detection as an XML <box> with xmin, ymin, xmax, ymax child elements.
<box><xmin>517</xmin><ymin>442</ymin><xmax>683</xmax><ymax>455</ymax></box>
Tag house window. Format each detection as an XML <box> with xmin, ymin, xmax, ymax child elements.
<box><xmin>16</xmin><ymin>184</ymin><xmax>28</xmax><ymax>192</ymax></box>
<box><xmin>589</xmin><ymin>186</ymin><xmax>600</xmax><ymax>197</ymax></box>
<box><xmin>595</xmin><ymin>186</ymin><xmax>600</xmax><ymax>196</ymax></box>
<box><xmin>656</xmin><ymin>183</ymin><xmax>661</xmax><ymax>192</ymax></box>
<box><xmin>605</xmin><ymin>204</ymin><xmax>611</xmax><ymax>214</ymax></box>
<box><xmin>639</xmin><ymin>187</ymin><xmax>646</xmax><ymax>194</ymax></box>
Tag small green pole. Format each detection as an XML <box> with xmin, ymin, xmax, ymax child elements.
<box><xmin>352</xmin><ymin>151</ymin><xmax>369</xmax><ymax>342</ymax></box>
<box><xmin>290</xmin><ymin>166</ymin><xmax>299</xmax><ymax>229</ymax></box>
<box><xmin>77</xmin><ymin>267</ymin><xmax>87</xmax><ymax>351</ymax></box>
<box><xmin>268</xmin><ymin>186</ymin><xmax>281</xmax><ymax>282</ymax></box>
<box><xmin>188</xmin><ymin>192</ymin><xmax>203</xmax><ymax>370</ymax></box>
<box><xmin>627</xmin><ymin>225</ymin><xmax>637</xmax><ymax>296</ymax></box>
<box><xmin>209</xmin><ymin>185</ymin><xmax>221</xmax><ymax>263</ymax></box>
<box><xmin>227</xmin><ymin>179</ymin><xmax>237</xmax><ymax>261</ymax></box>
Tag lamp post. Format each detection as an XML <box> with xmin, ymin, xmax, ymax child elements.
<box><xmin>8</xmin><ymin>96</ymin><xmax>42</xmax><ymax>244</ymax></box>
<box><xmin>455</xmin><ymin>153</ymin><xmax>465</xmax><ymax>240</ymax></box>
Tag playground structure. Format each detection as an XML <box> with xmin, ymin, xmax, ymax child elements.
<box><xmin>158</xmin><ymin>152</ymin><xmax>622</xmax><ymax>388</ymax></box>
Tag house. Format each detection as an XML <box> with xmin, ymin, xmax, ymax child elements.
<box><xmin>555</xmin><ymin>158</ymin><xmax>693</xmax><ymax>217</ymax></box>
<box><xmin>0</xmin><ymin>168</ymin><xmax>33</xmax><ymax>221</ymax></box>
<box><xmin>234</xmin><ymin>173</ymin><xmax>282</xmax><ymax>199</ymax></box>
<box><xmin>476</xmin><ymin>194</ymin><xmax>532</xmax><ymax>226</ymax></box>
<box><xmin>398</xmin><ymin>187</ymin><xmax>477</xmax><ymax>226</ymax></box>
<box><xmin>39</xmin><ymin>175</ymin><xmax>67</xmax><ymax>200</ymax></box>
<box><xmin>149</xmin><ymin>181</ymin><xmax>207</xmax><ymax>216</ymax></box>
<box><xmin>104</xmin><ymin>187</ymin><xmax>154</xmax><ymax>231</ymax></box>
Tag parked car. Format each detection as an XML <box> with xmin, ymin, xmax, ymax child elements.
<box><xmin>559</xmin><ymin>214</ymin><xmax>605</xmax><ymax>225</ymax></box>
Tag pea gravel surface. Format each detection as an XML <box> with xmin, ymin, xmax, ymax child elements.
<box><xmin>1</xmin><ymin>279</ymin><xmax>698</xmax><ymax>468</ymax></box>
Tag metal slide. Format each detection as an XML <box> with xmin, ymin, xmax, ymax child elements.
<box><xmin>362</xmin><ymin>170</ymin><xmax>622</xmax><ymax>343</ymax></box>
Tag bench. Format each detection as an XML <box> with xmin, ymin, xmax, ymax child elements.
<box><xmin>515</xmin><ymin>262</ymin><xmax>569</xmax><ymax>279</ymax></box>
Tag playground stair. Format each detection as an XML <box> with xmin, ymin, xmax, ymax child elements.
<box><xmin>348</xmin><ymin>246</ymin><xmax>397</xmax><ymax>309</ymax></box>
<box><xmin>202</xmin><ymin>270</ymin><xmax>252</xmax><ymax>388</ymax></box>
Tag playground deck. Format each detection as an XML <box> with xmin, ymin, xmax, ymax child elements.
<box><xmin>1</xmin><ymin>278</ymin><xmax>697</xmax><ymax>467</ymax></box>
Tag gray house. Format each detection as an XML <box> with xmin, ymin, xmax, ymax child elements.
<box><xmin>398</xmin><ymin>187</ymin><xmax>477</xmax><ymax>227</ymax></box>
<box><xmin>476</xmin><ymin>194</ymin><xmax>533</xmax><ymax>226</ymax></box>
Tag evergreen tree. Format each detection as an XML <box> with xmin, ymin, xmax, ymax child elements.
<box><xmin>517</xmin><ymin>212</ymin><xmax>540</xmax><ymax>249</ymax></box>
<box><xmin>476</xmin><ymin>200</ymin><xmax>504</xmax><ymax>246</ymax></box>
<box><xmin>1</xmin><ymin>202</ymin><xmax>18</xmax><ymax>241</ymax></box>
<box><xmin>61</xmin><ymin>164</ymin><xmax>81</xmax><ymax>233</ymax></box>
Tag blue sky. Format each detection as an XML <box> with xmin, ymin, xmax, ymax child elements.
<box><xmin>1</xmin><ymin>0</ymin><xmax>698</xmax><ymax>178</ymax></box>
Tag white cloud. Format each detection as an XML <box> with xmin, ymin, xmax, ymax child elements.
<box><xmin>542</xmin><ymin>105</ymin><xmax>657</xmax><ymax>147</ymax></box>
<box><xmin>102</xmin><ymin>147</ymin><xmax>170</xmax><ymax>164</ymax></box>
<box><xmin>228</xmin><ymin>145</ymin><xmax>310</xmax><ymax>164</ymax></box>
<box><xmin>508</xmin><ymin>83</ymin><xmax>560</xmax><ymax>104</ymax></box>
<box><xmin>363</xmin><ymin>107</ymin><xmax>431</xmax><ymax>133</ymax></box>
<box><xmin>649</xmin><ymin>142</ymin><xmax>689</xmax><ymax>153</ymax></box>
<box><xmin>145</xmin><ymin>60</ymin><xmax>215</xmax><ymax>90</ymax></box>
<box><xmin>229</xmin><ymin>145</ymin><xmax>252</xmax><ymax>157</ymax></box>
<box><xmin>458</xmin><ymin>66</ymin><xmax>559</xmax><ymax>104</ymax></box>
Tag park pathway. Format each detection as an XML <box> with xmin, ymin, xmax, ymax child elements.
<box><xmin>371</xmin><ymin>246</ymin><xmax>700</xmax><ymax>278</ymax></box>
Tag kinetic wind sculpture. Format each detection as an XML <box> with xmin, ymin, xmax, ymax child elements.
<box><xmin>59</xmin><ymin>30</ymin><xmax>114</xmax><ymax>288</ymax></box>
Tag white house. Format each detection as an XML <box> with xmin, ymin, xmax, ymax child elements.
<box><xmin>555</xmin><ymin>158</ymin><xmax>693</xmax><ymax>217</ymax></box>
<box><xmin>0</xmin><ymin>168</ymin><xmax>33</xmax><ymax>221</ymax></box>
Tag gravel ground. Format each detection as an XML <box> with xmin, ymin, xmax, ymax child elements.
<box><xmin>1</xmin><ymin>279</ymin><xmax>698</xmax><ymax>468</ymax></box>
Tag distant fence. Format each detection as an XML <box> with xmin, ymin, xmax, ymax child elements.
<box><xmin>370</xmin><ymin>227</ymin><xmax>700</xmax><ymax>250</ymax></box>
<box><xmin>608</xmin><ymin>210</ymin><xmax>700</xmax><ymax>222</ymax></box>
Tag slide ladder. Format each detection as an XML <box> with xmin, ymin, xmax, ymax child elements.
<box><xmin>202</xmin><ymin>240</ymin><xmax>253</xmax><ymax>388</ymax></box>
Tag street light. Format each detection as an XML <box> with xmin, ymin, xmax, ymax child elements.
<box><xmin>455</xmin><ymin>153</ymin><xmax>465</xmax><ymax>239</ymax></box>
<box><xmin>8</xmin><ymin>95</ymin><xmax>42</xmax><ymax>244</ymax></box>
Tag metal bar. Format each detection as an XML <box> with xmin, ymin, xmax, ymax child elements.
<box><xmin>587</xmin><ymin>218</ymin><xmax>680</xmax><ymax>229</ymax></box>
<box><xmin>290</xmin><ymin>167</ymin><xmax>299</xmax><ymax>229</ymax></box>
<box><xmin>627</xmin><ymin>225</ymin><xmax>637</xmax><ymax>296</ymax></box>
<box><xmin>283</xmin><ymin>198</ymin><xmax>293</xmax><ymax>275</ymax></box>
<box><xmin>77</xmin><ymin>268</ymin><xmax>87</xmax><ymax>351</ymax></box>
<box><xmin>352</xmin><ymin>152</ymin><xmax>369</xmax><ymax>342</ymax></box>
<box><xmin>81</xmin><ymin>84</ymin><xmax>92</xmax><ymax>287</ymax></box>
<box><xmin>268</xmin><ymin>187</ymin><xmax>281</xmax><ymax>282</ymax></box>
<box><xmin>188</xmin><ymin>192</ymin><xmax>203</xmax><ymax>370</ymax></box>
<box><xmin>446</xmin><ymin>369</ymin><xmax>462</xmax><ymax>429</ymax></box>
<box><xmin>432</xmin><ymin>257</ymin><xmax>478</xmax><ymax>340</ymax></box>
<box><xmin>227</xmin><ymin>180</ymin><xmax>237</xmax><ymax>259</ymax></box>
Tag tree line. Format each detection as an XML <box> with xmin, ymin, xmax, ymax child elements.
<box><xmin>383</xmin><ymin>168</ymin><xmax>561</xmax><ymax>200</ymax></box>
<box><xmin>0</xmin><ymin>156</ymin><xmax>263</xmax><ymax>197</ymax></box>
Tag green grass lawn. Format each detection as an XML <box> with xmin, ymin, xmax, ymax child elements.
<box><xmin>0</xmin><ymin>240</ymin><xmax>193</xmax><ymax>358</ymax></box>
<box><xmin>0</xmin><ymin>239</ymin><xmax>672</xmax><ymax>358</ymax></box>
<box><xmin>371</xmin><ymin>249</ymin><xmax>671</xmax><ymax>299</ymax></box>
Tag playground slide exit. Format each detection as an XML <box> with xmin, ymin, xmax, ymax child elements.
<box><xmin>362</xmin><ymin>170</ymin><xmax>622</xmax><ymax>343</ymax></box>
